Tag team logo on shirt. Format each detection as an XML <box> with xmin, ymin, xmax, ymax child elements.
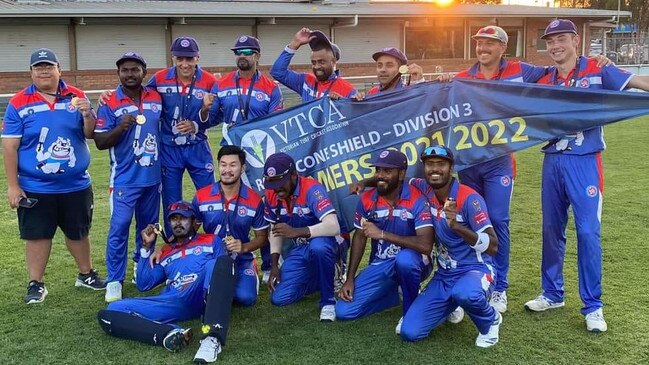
<box><xmin>297</xmin><ymin>208</ymin><xmax>304</xmax><ymax>217</ymax></box>
<box><xmin>244</xmin><ymin>268</ymin><xmax>255</xmax><ymax>276</ymax></box>
<box><xmin>195</xmin><ymin>90</ymin><xmax>205</xmax><ymax>100</ymax></box>
<box><xmin>205</xmin><ymin>163</ymin><xmax>214</xmax><ymax>172</ymax></box>
<box><xmin>314</xmin><ymin>190</ymin><xmax>324</xmax><ymax>200</ymax></box>
<box><xmin>240</xmin><ymin>130</ymin><xmax>276</xmax><ymax>168</ymax></box>
<box><xmin>35</xmin><ymin>134</ymin><xmax>77</xmax><ymax>174</ymax></box>
<box><xmin>586</xmin><ymin>185</ymin><xmax>598</xmax><ymax>197</ymax></box>
<box><xmin>151</xmin><ymin>104</ymin><xmax>159</xmax><ymax>113</ymax></box>
<box><xmin>473</xmin><ymin>199</ymin><xmax>482</xmax><ymax>212</ymax></box>
<box><xmin>66</xmin><ymin>102</ymin><xmax>77</xmax><ymax>112</ymax></box>
<box><xmin>500</xmin><ymin>176</ymin><xmax>511</xmax><ymax>187</ymax></box>
<box><xmin>256</xmin><ymin>92</ymin><xmax>264</xmax><ymax>101</ymax></box>
<box><xmin>133</xmin><ymin>133</ymin><xmax>158</xmax><ymax>167</ymax></box>
<box><xmin>578</xmin><ymin>78</ymin><xmax>590</xmax><ymax>88</ymax></box>
<box><xmin>400</xmin><ymin>209</ymin><xmax>408</xmax><ymax>221</ymax></box>
<box><xmin>238</xmin><ymin>207</ymin><xmax>247</xmax><ymax>217</ymax></box>
<box><xmin>170</xmin><ymin>273</ymin><xmax>198</xmax><ymax>291</ymax></box>
<box><xmin>165</xmin><ymin>87</ymin><xmax>173</xmax><ymax>94</ymax></box>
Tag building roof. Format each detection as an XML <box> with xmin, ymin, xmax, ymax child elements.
<box><xmin>0</xmin><ymin>0</ymin><xmax>632</xmax><ymax>19</ymax></box>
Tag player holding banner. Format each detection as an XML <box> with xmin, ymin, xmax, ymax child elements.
<box><xmin>97</xmin><ymin>201</ymin><xmax>236</xmax><ymax>364</ymax></box>
<box><xmin>95</xmin><ymin>52</ymin><xmax>162</xmax><ymax>303</ymax></box>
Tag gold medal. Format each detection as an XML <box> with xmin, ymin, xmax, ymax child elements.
<box><xmin>360</xmin><ymin>218</ymin><xmax>368</xmax><ymax>227</ymax></box>
<box><xmin>398</xmin><ymin>65</ymin><xmax>409</xmax><ymax>74</ymax></box>
<box><xmin>70</xmin><ymin>97</ymin><xmax>80</xmax><ymax>107</ymax></box>
<box><xmin>224</xmin><ymin>235</ymin><xmax>235</xmax><ymax>244</ymax></box>
<box><xmin>136</xmin><ymin>114</ymin><xmax>146</xmax><ymax>125</ymax></box>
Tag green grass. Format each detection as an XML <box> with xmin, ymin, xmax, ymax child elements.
<box><xmin>1</xmin><ymin>119</ymin><xmax>649</xmax><ymax>364</ymax></box>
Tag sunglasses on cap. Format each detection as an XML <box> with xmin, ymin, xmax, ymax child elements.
<box><xmin>263</xmin><ymin>167</ymin><xmax>292</xmax><ymax>181</ymax></box>
<box><xmin>477</xmin><ymin>27</ymin><xmax>497</xmax><ymax>36</ymax></box>
<box><xmin>234</xmin><ymin>49</ymin><xmax>257</xmax><ymax>56</ymax></box>
<box><xmin>421</xmin><ymin>146</ymin><xmax>453</xmax><ymax>160</ymax></box>
<box><xmin>168</xmin><ymin>201</ymin><xmax>194</xmax><ymax>211</ymax></box>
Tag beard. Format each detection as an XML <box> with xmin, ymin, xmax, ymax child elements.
<box><xmin>237</xmin><ymin>59</ymin><xmax>252</xmax><ymax>71</ymax></box>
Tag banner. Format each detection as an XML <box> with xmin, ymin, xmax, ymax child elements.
<box><xmin>226</xmin><ymin>79</ymin><xmax>649</xmax><ymax>225</ymax></box>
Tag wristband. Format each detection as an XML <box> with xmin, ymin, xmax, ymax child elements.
<box><xmin>472</xmin><ymin>232</ymin><xmax>490</xmax><ymax>253</ymax></box>
<box><xmin>140</xmin><ymin>248</ymin><xmax>152</xmax><ymax>259</ymax></box>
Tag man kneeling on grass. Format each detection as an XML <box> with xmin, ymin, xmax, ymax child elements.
<box><xmin>97</xmin><ymin>201</ymin><xmax>236</xmax><ymax>363</ymax></box>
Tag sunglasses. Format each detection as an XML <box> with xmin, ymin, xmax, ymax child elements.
<box><xmin>421</xmin><ymin>146</ymin><xmax>453</xmax><ymax>160</ymax></box>
<box><xmin>168</xmin><ymin>201</ymin><xmax>194</xmax><ymax>212</ymax></box>
<box><xmin>263</xmin><ymin>167</ymin><xmax>292</xmax><ymax>182</ymax></box>
<box><xmin>234</xmin><ymin>49</ymin><xmax>257</xmax><ymax>56</ymax></box>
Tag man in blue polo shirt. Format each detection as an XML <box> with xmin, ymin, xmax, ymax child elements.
<box><xmin>199</xmin><ymin>35</ymin><xmax>282</xmax><ymax>282</ymax></box>
<box><xmin>399</xmin><ymin>145</ymin><xmax>501</xmax><ymax>348</ymax></box>
<box><xmin>2</xmin><ymin>48</ymin><xmax>106</xmax><ymax>304</ymax></box>
<box><xmin>95</xmin><ymin>52</ymin><xmax>163</xmax><ymax>302</ymax></box>
<box><xmin>263</xmin><ymin>153</ymin><xmax>341</xmax><ymax>321</ymax></box>
<box><xmin>193</xmin><ymin>145</ymin><xmax>269</xmax><ymax>307</ymax></box>
<box><xmin>336</xmin><ymin>150</ymin><xmax>434</xmax><ymax>334</ymax></box>
<box><xmin>146</xmin><ymin>37</ymin><xmax>218</xmax><ymax>234</ymax></box>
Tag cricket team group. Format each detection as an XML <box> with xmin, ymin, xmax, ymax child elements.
<box><xmin>4</xmin><ymin>17</ymin><xmax>648</xmax><ymax>363</ymax></box>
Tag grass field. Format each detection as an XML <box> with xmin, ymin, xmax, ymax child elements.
<box><xmin>1</xmin><ymin>118</ymin><xmax>648</xmax><ymax>364</ymax></box>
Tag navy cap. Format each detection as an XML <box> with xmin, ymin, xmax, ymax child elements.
<box><xmin>231</xmin><ymin>35</ymin><xmax>261</xmax><ymax>52</ymax></box>
<box><xmin>30</xmin><ymin>48</ymin><xmax>59</xmax><ymax>67</ymax></box>
<box><xmin>309</xmin><ymin>30</ymin><xmax>341</xmax><ymax>61</ymax></box>
<box><xmin>116</xmin><ymin>51</ymin><xmax>147</xmax><ymax>69</ymax></box>
<box><xmin>263</xmin><ymin>153</ymin><xmax>295</xmax><ymax>190</ymax></box>
<box><xmin>372</xmin><ymin>47</ymin><xmax>408</xmax><ymax>65</ymax></box>
<box><xmin>370</xmin><ymin>150</ymin><xmax>408</xmax><ymax>170</ymax></box>
<box><xmin>166</xmin><ymin>201</ymin><xmax>196</xmax><ymax>219</ymax></box>
<box><xmin>170</xmin><ymin>37</ymin><xmax>200</xmax><ymax>57</ymax></box>
<box><xmin>420</xmin><ymin>145</ymin><xmax>454</xmax><ymax>163</ymax></box>
<box><xmin>542</xmin><ymin>19</ymin><xmax>577</xmax><ymax>39</ymax></box>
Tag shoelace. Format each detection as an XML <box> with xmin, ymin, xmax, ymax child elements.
<box><xmin>587</xmin><ymin>311</ymin><xmax>604</xmax><ymax>321</ymax></box>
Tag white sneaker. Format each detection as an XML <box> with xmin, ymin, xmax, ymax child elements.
<box><xmin>585</xmin><ymin>308</ymin><xmax>607</xmax><ymax>333</ymax></box>
<box><xmin>447</xmin><ymin>307</ymin><xmax>465</xmax><ymax>324</ymax></box>
<box><xmin>524</xmin><ymin>295</ymin><xmax>565</xmax><ymax>312</ymax></box>
<box><xmin>475</xmin><ymin>312</ymin><xmax>502</xmax><ymax>348</ymax></box>
<box><xmin>490</xmin><ymin>291</ymin><xmax>508</xmax><ymax>313</ymax></box>
<box><xmin>395</xmin><ymin>317</ymin><xmax>403</xmax><ymax>335</ymax></box>
<box><xmin>131</xmin><ymin>261</ymin><xmax>137</xmax><ymax>285</ymax></box>
<box><xmin>261</xmin><ymin>270</ymin><xmax>270</xmax><ymax>285</ymax></box>
<box><xmin>320</xmin><ymin>304</ymin><xmax>336</xmax><ymax>322</ymax></box>
<box><xmin>193</xmin><ymin>336</ymin><xmax>222</xmax><ymax>363</ymax></box>
<box><xmin>105</xmin><ymin>281</ymin><xmax>122</xmax><ymax>303</ymax></box>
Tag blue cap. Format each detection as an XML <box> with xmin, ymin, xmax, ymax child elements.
<box><xmin>542</xmin><ymin>19</ymin><xmax>577</xmax><ymax>39</ymax></box>
<box><xmin>166</xmin><ymin>201</ymin><xmax>196</xmax><ymax>219</ymax></box>
<box><xmin>170</xmin><ymin>37</ymin><xmax>200</xmax><ymax>57</ymax></box>
<box><xmin>370</xmin><ymin>150</ymin><xmax>408</xmax><ymax>170</ymax></box>
<box><xmin>30</xmin><ymin>48</ymin><xmax>59</xmax><ymax>67</ymax></box>
<box><xmin>231</xmin><ymin>35</ymin><xmax>261</xmax><ymax>52</ymax></box>
<box><xmin>116</xmin><ymin>51</ymin><xmax>147</xmax><ymax>68</ymax></box>
<box><xmin>309</xmin><ymin>30</ymin><xmax>341</xmax><ymax>61</ymax></box>
<box><xmin>372</xmin><ymin>47</ymin><xmax>408</xmax><ymax>65</ymax></box>
<box><xmin>263</xmin><ymin>153</ymin><xmax>295</xmax><ymax>190</ymax></box>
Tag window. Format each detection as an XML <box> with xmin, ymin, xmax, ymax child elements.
<box><xmin>405</xmin><ymin>25</ymin><xmax>464</xmax><ymax>60</ymax></box>
<box><xmin>537</xmin><ymin>29</ymin><xmax>547</xmax><ymax>51</ymax></box>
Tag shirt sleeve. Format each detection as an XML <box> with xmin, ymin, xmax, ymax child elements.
<box><xmin>269</xmin><ymin>83</ymin><xmax>284</xmax><ymax>113</ymax></box>
<box><xmin>412</xmin><ymin>196</ymin><xmax>434</xmax><ymax>230</ymax></box>
<box><xmin>601</xmin><ymin>65</ymin><xmax>633</xmax><ymax>91</ymax></box>
<box><xmin>208</xmin><ymin>83</ymin><xmax>223</xmax><ymax>127</ymax></box>
<box><xmin>253</xmin><ymin>198</ymin><xmax>270</xmax><ymax>230</ymax></box>
<box><xmin>463</xmin><ymin>193</ymin><xmax>492</xmax><ymax>233</ymax></box>
<box><xmin>95</xmin><ymin>103</ymin><xmax>116</xmax><ymax>133</ymax></box>
<box><xmin>353</xmin><ymin>195</ymin><xmax>368</xmax><ymax>230</ymax></box>
<box><xmin>306</xmin><ymin>184</ymin><xmax>335</xmax><ymax>221</ymax></box>
<box><xmin>1</xmin><ymin>102</ymin><xmax>23</xmax><ymax>138</ymax></box>
<box><xmin>263</xmin><ymin>194</ymin><xmax>278</xmax><ymax>223</ymax></box>
<box><xmin>520</xmin><ymin>62</ymin><xmax>548</xmax><ymax>83</ymax></box>
<box><xmin>270</xmin><ymin>48</ymin><xmax>307</xmax><ymax>95</ymax></box>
